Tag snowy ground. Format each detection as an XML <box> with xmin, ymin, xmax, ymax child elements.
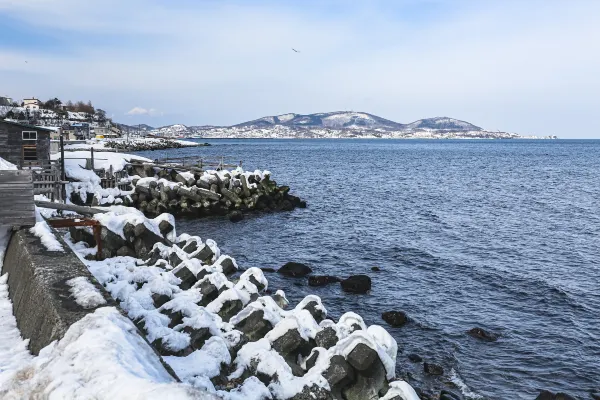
<box><xmin>64</xmin><ymin>138</ymin><xmax>198</xmax><ymax>150</ymax></box>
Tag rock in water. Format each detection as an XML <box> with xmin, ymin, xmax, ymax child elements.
<box><xmin>382</xmin><ymin>311</ymin><xmax>409</xmax><ymax>327</ymax></box>
<box><xmin>340</xmin><ymin>275</ymin><xmax>371</xmax><ymax>293</ymax></box>
<box><xmin>277</xmin><ymin>262</ymin><xmax>312</xmax><ymax>277</ymax></box>
<box><xmin>407</xmin><ymin>353</ymin><xmax>422</xmax><ymax>363</ymax></box>
<box><xmin>228</xmin><ymin>210</ymin><xmax>244</xmax><ymax>223</ymax></box>
<box><xmin>308</xmin><ymin>275</ymin><xmax>340</xmax><ymax>287</ymax></box>
<box><xmin>423</xmin><ymin>362</ymin><xmax>444</xmax><ymax>375</ymax></box>
<box><xmin>467</xmin><ymin>327</ymin><xmax>499</xmax><ymax>342</ymax></box>
<box><xmin>371</xmin><ymin>266</ymin><xmax>381</xmax><ymax>271</ymax></box>
<box><xmin>535</xmin><ymin>391</ymin><xmax>556</xmax><ymax>400</ymax></box>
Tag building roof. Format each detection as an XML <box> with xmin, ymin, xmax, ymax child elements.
<box><xmin>0</xmin><ymin>119</ymin><xmax>56</xmax><ymax>132</ymax></box>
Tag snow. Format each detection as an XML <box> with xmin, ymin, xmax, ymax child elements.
<box><xmin>29</xmin><ymin>211</ymin><xmax>64</xmax><ymax>252</ymax></box>
<box><xmin>93</xmin><ymin>206</ymin><xmax>170</xmax><ymax>240</ymax></box>
<box><xmin>0</xmin><ymin>307</ymin><xmax>218</xmax><ymax>399</ymax></box>
<box><xmin>164</xmin><ymin>336</ymin><xmax>231</xmax><ymax>385</ymax></box>
<box><xmin>52</xmin><ymin>150</ymin><xmax>150</xmax><ymax>175</ymax></box>
<box><xmin>380</xmin><ymin>380</ymin><xmax>420</xmax><ymax>400</ymax></box>
<box><xmin>0</xmin><ymin>157</ymin><xmax>17</xmax><ymax>170</ymax></box>
<box><xmin>66</xmin><ymin>277</ymin><xmax>107</xmax><ymax>309</ymax></box>
<box><xmin>0</xmin><ymin>274</ymin><xmax>33</xmax><ymax>379</ymax></box>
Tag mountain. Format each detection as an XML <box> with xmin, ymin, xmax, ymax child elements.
<box><xmin>234</xmin><ymin>111</ymin><xmax>405</xmax><ymax>130</ymax></box>
<box><xmin>133</xmin><ymin>111</ymin><xmax>543</xmax><ymax>139</ymax></box>
<box><xmin>116</xmin><ymin>123</ymin><xmax>155</xmax><ymax>131</ymax></box>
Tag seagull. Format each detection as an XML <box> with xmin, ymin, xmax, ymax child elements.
<box><xmin>292</xmin><ymin>48</ymin><xmax>300</xmax><ymax>53</ymax></box>
<box><xmin>25</xmin><ymin>61</ymin><xmax>28</xmax><ymax>63</ymax></box>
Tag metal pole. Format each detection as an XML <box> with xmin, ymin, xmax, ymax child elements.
<box><xmin>60</xmin><ymin>134</ymin><xmax>65</xmax><ymax>181</ymax></box>
<box><xmin>90</xmin><ymin>147</ymin><xmax>94</xmax><ymax>170</ymax></box>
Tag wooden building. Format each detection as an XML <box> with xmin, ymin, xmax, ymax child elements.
<box><xmin>0</xmin><ymin>119</ymin><xmax>53</xmax><ymax>167</ymax></box>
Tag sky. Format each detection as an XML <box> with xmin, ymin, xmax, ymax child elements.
<box><xmin>1</xmin><ymin>0</ymin><xmax>599</xmax><ymax>138</ymax></box>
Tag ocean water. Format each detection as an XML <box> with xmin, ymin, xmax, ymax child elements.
<box><xmin>135</xmin><ymin>139</ymin><xmax>600</xmax><ymax>399</ymax></box>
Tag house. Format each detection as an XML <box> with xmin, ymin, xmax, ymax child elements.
<box><xmin>0</xmin><ymin>119</ymin><xmax>52</xmax><ymax>167</ymax></box>
<box><xmin>61</xmin><ymin>125</ymin><xmax>76</xmax><ymax>140</ymax></box>
<box><xmin>93</xmin><ymin>126</ymin><xmax>111</xmax><ymax>138</ymax></box>
<box><xmin>23</xmin><ymin>98</ymin><xmax>42</xmax><ymax>111</ymax></box>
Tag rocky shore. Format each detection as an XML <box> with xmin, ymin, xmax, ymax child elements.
<box><xmin>62</xmin><ymin>207</ymin><xmax>420</xmax><ymax>399</ymax></box>
<box><xmin>104</xmin><ymin>138</ymin><xmax>209</xmax><ymax>151</ymax></box>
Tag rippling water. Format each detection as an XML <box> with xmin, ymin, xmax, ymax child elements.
<box><xmin>135</xmin><ymin>139</ymin><xmax>600</xmax><ymax>399</ymax></box>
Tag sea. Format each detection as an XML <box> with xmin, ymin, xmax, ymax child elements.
<box><xmin>134</xmin><ymin>139</ymin><xmax>600</xmax><ymax>400</ymax></box>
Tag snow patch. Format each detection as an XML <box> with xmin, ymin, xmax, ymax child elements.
<box><xmin>66</xmin><ymin>277</ymin><xmax>107</xmax><ymax>309</ymax></box>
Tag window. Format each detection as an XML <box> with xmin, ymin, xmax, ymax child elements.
<box><xmin>22</xmin><ymin>131</ymin><xmax>37</xmax><ymax>140</ymax></box>
<box><xmin>23</xmin><ymin>145</ymin><xmax>37</xmax><ymax>161</ymax></box>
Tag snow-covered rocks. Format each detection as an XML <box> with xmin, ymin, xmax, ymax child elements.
<box><xmin>59</xmin><ymin>208</ymin><xmax>416</xmax><ymax>399</ymax></box>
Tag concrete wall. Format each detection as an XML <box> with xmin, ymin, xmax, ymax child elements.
<box><xmin>2</xmin><ymin>228</ymin><xmax>116</xmax><ymax>355</ymax></box>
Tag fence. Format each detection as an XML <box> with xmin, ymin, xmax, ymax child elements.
<box><xmin>0</xmin><ymin>170</ymin><xmax>35</xmax><ymax>226</ymax></box>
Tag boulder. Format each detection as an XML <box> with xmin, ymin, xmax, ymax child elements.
<box><xmin>235</xmin><ymin>310</ymin><xmax>273</xmax><ymax>342</ymax></box>
<box><xmin>382</xmin><ymin>311</ymin><xmax>409</xmax><ymax>327</ymax></box>
<box><xmin>346</xmin><ymin>343</ymin><xmax>378</xmax><ymax>371</ymax></box>
<box><xmin>423</xmin><ymin>362</ymin><xmax>444</xmax><ymax>376</ymax></box>
<box><xmin>371</xmin><ymin>266</ymin><xmax>381</xmax><ymax>271</ymax></box>
<box><xmin>407</xmin><ymin>353</ymin><xmax>422</xmax><ymax>363</ymax></box>
<box><xmin>217</xmin><ymin>299</ymin><xmax>243</xmax><ymax>322</ymax></box>
<box><xmin>340</xmin><ymin>275</ymin><xmax>371</xmax><ymax>294</ymax></box>
<box><xmin>302</xmin><ymin>300</ymin><xmax>326</xmax><ymax>323</ymax></box>
<box><xmin>342</xmin><ymin>357</ymin><xmax>388</xmax><ymax>400</ymax></box>
<box><xmin>308</xmin><ymin>275</ymin><xmax>341</xmax><ymax>287</ymax></box>
<box><xmin>271</xmin><ymin>328</ymin><xmax>304</xmax><ymax>356</ymax></box>
<box><xmin>100</xmin><ymin>226</ymin><xmax>126</xmax><ymax>253</ymax></box>
<box><xmin>278</xmin><ymin>262</ymin><xmax>312</xmax><ymax>277</ymax></box>
<box><xmin>174</xmin><ymin>266</ymin><xmax>197</xmax><ymax>290</ymax></box>
<box><xmin>440</xmin><ymin>390</ymin><xmax>462</xmax><ymax>400</ymax></box>
<box><xmin>323</xmin><ymin>355</ymin><xmax>355</xmax><ymax>390</ymax></box>
<box><xmin>193</xmin><ymin>244</ymin><xmax>214</xmax><ymax>264</ymax></box>
<box><xmin>228</xmin><ymin>210</ymin><xmax>244</xmax><ymax>223</ymax></box>
<box><xmin>315</xmin><ymin>327</ymin><xmax>339</xmax><ymax>349</ymax></box>
<box><xmin>467</xmin><ymin>327</ymin><xmax>499</xmax><ymax>342</ymax></box>
<box><xmin>158</xmin><ymin>219</ymin><xmax>174</xmax><ymax>236</ymax></box>
<box><xmin>535</xmin><ymin>391</ymin><xmax>556</xmax><ymax>400</ymax></box>
<box><xmin>116</xmin><ymin>245</ymin><xmax>137</xmax><ymax>258</ymax></box>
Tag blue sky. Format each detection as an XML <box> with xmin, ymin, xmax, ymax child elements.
<box><xmin>1</xmin><ymin>0</ymin><xmax>599</xmax><ymax>137</ymax></box>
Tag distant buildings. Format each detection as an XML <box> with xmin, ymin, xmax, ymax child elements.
<box><xmin>23</xmin><ymin>98</ymin><xmax>42</xmax><ymax>111</ymax></box>
<box><xmin>0</xmin><ymin>96</ymin><xmax>13</xmax><ymax>106</ymax></box>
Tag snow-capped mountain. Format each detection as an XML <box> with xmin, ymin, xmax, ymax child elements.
<box><xmin>135</xmin><ymin>112</ymin><xmax>539</xmax><ymax>139</ymax></box>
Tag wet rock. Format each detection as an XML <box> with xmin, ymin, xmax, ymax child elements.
<box><xmin>116</xmin><ymin>245</ymin><xmax>137</xmax><ymax>258</ymax></box>
<box><xmin>440</xmin><ymin>389</ymin><xmax>462</xmax><ymax>400</ymax></box>
<box><xmin>535</xmin><ymin>390</ymin><xmax>556</xmax><ymax>400</ymax></box>
<box><xmin>315</xmin><ymin>327</ymin><xmax>339</xmax><ymax>349</ymax></box>
<box><xmin>340</xmin><ymin>275</ymin><xmax>371</xmax><ymax>294</ymax></box>
<box><xmin>590</xmin><ymin>393</ymin><xmax>600</xmax><ymax>400</ymax></box>
<box><xmin>308</xmin><ymin>275</ymin><xmax>341</xmax><ymax>287</ymax></box>
<box><xmin>423</xmin><ymin>362</ymin><xmax>444</xmax><ymax>376</ymax></box>
<box><xmin>228</xmin><ymin>210</ymin><xmax>244</xmax><ymax>223</ymax></box>
<box><xmin>407</xmin><ymin>353</ymin><xmax>422</xmax><ymax>363</ymax></box>
<box><xmin>382</xmin><ymin>311</ymin><xmax>409</xmax><ymax>327</ymax></box>
<box><xmin>260</xmin><ymin>267</ymin><xmax>277</xmax><ymax>273</ymax></box>
<box><xmin>555</xmin><ymin>393</ymin><xmax>577</xmax><ymax>400</ymax></box>
<box><xmin>371</xmin><ymin>266</ymin><xmax>381</xmax><ymax>271</ymax></box>
<box><xmin>467</xmin><ymin>327</ymin><xmax>499</xmax><ymax>342</ymax></box>
<box><xmin>278</xmin><ymin>262</ymin><xmax>312</xmax><ymax>277</ymax></box>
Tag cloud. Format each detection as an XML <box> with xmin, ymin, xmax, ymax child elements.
<box><xmin>125</xmin><ymin>107</ymin><xmax>161</xmax><ymax>117</ymax></box>
<box><xmin>0</xmin><ymin>0</ymin><xmax>599</xmax><ymax>137</ymax></box>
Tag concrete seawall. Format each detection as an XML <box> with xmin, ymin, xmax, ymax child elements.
<box><xmin>3</xmin><ymin>228</ymin><xmax>116</xmax><ymax>355</ymax></box>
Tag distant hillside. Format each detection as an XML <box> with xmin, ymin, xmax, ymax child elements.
<box><xmin>234</xmin><ymin>111</ymin><xmax>405</xmax><ymax>130</ymax></box>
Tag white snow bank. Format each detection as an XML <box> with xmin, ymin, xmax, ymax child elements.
<box><xmin>0</xmin><ymin>307</ymin><xmax>218</xmax><ymax>399</ymax></box>
<box><xmin>0</xmin><ymin>157</ymin><xmax>17</xmax><ymax>170</ymax></box>
<box><xmin>66</xmin><ymin>277</ymin><xmax>107</xmax><ymax>309</ymax></box>
<box><xmin>29</xmin><ymin>220</ymin><xmax>64</xmax><ymax>252</ymax></box>
<box><xmin>164</xmin><ymin>336</ymin><xmax>231</xmax><ymax>385</ymax></box>
<box><xmin>93</xmin><ymin>206</ymin><xmax>174</xmax><ymax>241</ymax></box>
<box><xmin>0</xmin><ymin>274</ymin><xmax>33</xmax><ymax>379</ymax></box>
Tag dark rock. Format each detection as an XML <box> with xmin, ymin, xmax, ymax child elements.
<box><xmin>235</xmin><ymin>310</ymin><xmax>273</xmax><ymax>342</ymax></box>
<box><xmin>183</xmin><ymin>326</ymin><xmax>211</xmax><ymax>350</ymax></box>
<box><xmin>69</xmin><ymin>226</ymin><xmax>96</xmax><ymax>247</ymax></box>
<box><xmin>217</xmin><ymin>299</ymin><xmax>243</xmax><ymax>322</ymax></box>
<box><xmin>308</xmin><ymin>275</ymin><xmax>341</xmax><ymax>287</ymax></box>
<box><xmin>182</xmin><ymin>240</ymin><xmax>198</xmax><ymax>254</ymax></box>
<box><xmin>535</xmin><ymin>390</ymin><xmax>555</xmax><ymax>400</ymax></box>
<box><xmin>371</xmin><ymin>266</ymin><xmax>381</xmax><ymax>271</ymax></box>
<box><xmin>193</xmin><ymin>244</ymin><xmax>214</xmax><ymax>264</ymax></box>
<box><xmin>423</xmin><ymin>362</ymin><xmax>444</xmax><ymax>375</ymax></box>
<box><xmin>407</xmin><ymin>353</ymin><xmax>422</xmax><ymax>363</ymax></box>
<box><xmin>278</xmin><ymin>262</ymin><xmax>312</xmax><ymax>277</ymax></box>
<box><xmin>158</xmin><ymin>219</ymin><xmax>174</xmax><ymax>236</ymax></box>
<box><xmin>346</xmin><ymin>343</ymin><xmax>378</xmax><ymax>371</ymax></box>
<box><xmin>100</xmin><ymin>226</ymin><xmax>126</xmax><ymax>252</ymax></box>
<box><xmin>219</xmin><ymin>257</ymin><xmax>237</xmax><ymax>275</ymax></box>
<box><xmin>174</xmin><ymin>266</ymin><xmax>197</xmax><ymax>290</ymax></box>
<box><xmin>289</xmin><ymin>385</ymin><xmax>332</xmax><ymax>400</ymax></box>
<box><xmin>197</xmin><ymin>281</ymin><xmax>220</xmax><ymax>306</ymax></box>
<box><xmin>590</xmin><ymin>393</ymin><xmax>600</xmax><ymax>400</ymax></box>
<box><xmin>123</xmin><ymin>223</ymin><xmax>136</xmax><ymax>242</ymax></box>
<box><xmin>169</xmin><ymin>252</ymin><xmax>183</xmax><ymax>268</ymax></box>
<box><xmin>260</xmin><ymin>267</ymin><xmax>277</xmax><ymax>273</ymax></box>
<box><xmin>152</xmin><ymin>293</ymin><xmax>171</xmax><ymax>308</ymax></box>
<box><xmin>342</xmin><ymin>358</ymin><xmax>388</xmax><ymax>400</ymax></box>
<box><xmin>116</xmin><ymin>245</ymin><xmax>137</xmax><ymax>258</ymax></box>
<box><xmin>340</xmin><ymin>275</ymin><xmax>371</xmax><ymax>294</ymax></box>
<box><xmin>467</xmin><ymin>327</ymin><xmax>499</xmax><ymax>342</ymax></box>
<box><xmin>555</xmin><ymin>393</ymin><xmax>577</xmax><ymax>400</ymax></box>
<box><xmin>323</xmin><ymin>355</ymin><xmax>355</xmax><ymax>388</ymax></box>
<box><xmin>298</xmin><ymin>200</ymin><xmax>307</xmax><ymax>208</ymax></box>
<box><xmin>271</xmin><ymin>328</ymin><xmax>304</xmax><ymax>356</ymax></box>
<box><xmin>315</xmin><ymin>327</ymin><xmax>339</xmax><ymax>349</ymax></box>
<box><xmin>440</xmin><ymin>389</ymin><xmax>462</xmax><ymax>400</ymax></box>
<box><xmin>228</xmin><ymin>210</ymin><xmax>244</xmax><ymax>223</ymax></box>
<box><xmin>382</xmin><ymin>311</ymin><xmax>409</xmax><ymax>327</ymax></box>
<box><xmin>302</xmin><ymin>300</ymin><xmax>326</xmax><ymax>323</ymax></box>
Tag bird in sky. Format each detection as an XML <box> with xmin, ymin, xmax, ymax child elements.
<box><xmin>25</xmin><ymin>61</ymin><xmax>28</xmax><ymax>63</ymax></box>
<box><xmin>292</xmin><ymin>48</ymin><xmax>300</xmax><ymax>53</ymax></box>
